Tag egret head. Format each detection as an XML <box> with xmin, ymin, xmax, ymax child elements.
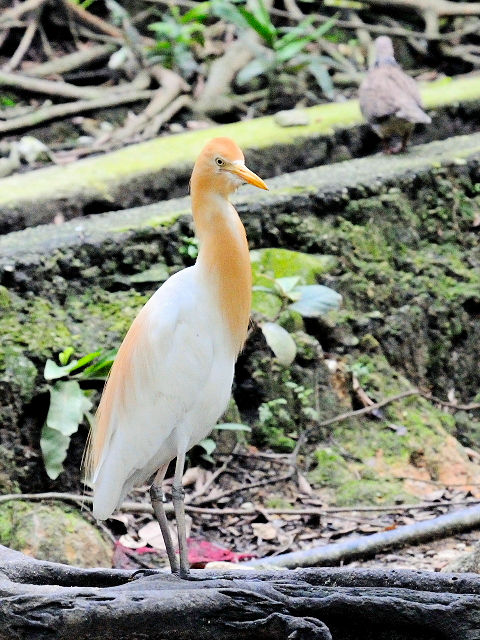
<box><xmin>192</xmin><ymin>137</ymin><xmax>268</xmax><ymax>197</ymax></box>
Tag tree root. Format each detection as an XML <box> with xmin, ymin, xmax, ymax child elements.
<box><xmin>0</xmin><ymin>544</ymin><xmax>478</xmax><ymax>640</ymax></box>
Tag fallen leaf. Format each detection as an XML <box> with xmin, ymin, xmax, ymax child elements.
<box><xmin>298</xmin><ymin>472</ymin><xmax>313</xmax><ymax>495</ymax></box>
<box><xmin>251</xmin><ymin>522</ymin><xmax>277</xmax><ymax>541</ymax></box>
<box><xmin>182</xmin><ymin>466</ymin><xmax>203</xmax><ymax>487</ymax></box>
<box><xmin>118</xmin><ymin>534</ymin><xmax>148</xmax><ymax>549</ymax></box>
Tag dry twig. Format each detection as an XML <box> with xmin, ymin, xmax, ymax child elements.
<box><xmin>0</xmin><ymin>89</ymin><xmax>154</xmax><ymax>134</ymax></box>
<box><xmin>26</xmin><ymin>43</ymin><xmax>117</xmax><ymax>77</ymax></box>
<box><xmin>3</xmin><ymin>10</ymin><xmax>41</xmax><ymax>72</ymax></box>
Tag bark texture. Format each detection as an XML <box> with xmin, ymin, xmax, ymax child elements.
<box><xmin>0</xmin><ymin>545</ymin><xmax>479</xmax><ymax>640</ymax></box>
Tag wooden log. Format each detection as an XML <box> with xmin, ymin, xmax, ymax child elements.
<box><xmin>0</xmin><ymin>544</ymin><xmax>479</xmax><ymax>640</ymax></box>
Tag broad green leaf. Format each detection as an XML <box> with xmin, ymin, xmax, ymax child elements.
<box><xmin>211</xmin><ymin>1</ymin><xmax>250</xmax><ymax>29</ymax></box>
<box><xmin>46</xmin><ymin>381</ymin><xmax>92</xmax><ymax>436</ymax></box>
<box><xmin>276</xmin><ymin>37</ymin><xmax>310</xmax><ymax>63</ymax></box>
<box><xmin>69</xmin><ymin>351</ymin><xmax>102</xmax><ymax>373</ymax></box>
<box><xmin>198</xmin><ymin>437</ymin><xmax>216</xmax><ymax>456</ymax></box>
<box><xmin>237</xmin><ymin>5</ymin><xmax>276</xmax><ymax>47</ymax></box>
<box><xmin>215</xmin><ymin>422</ymin><xmax>251</xmax><ymax>432</ymax></box>
<box><xmin>312</xmin><ymin>15</ymin><xmax>338</xmax><ymax>39</ymax></box>
<box><xmin>129</xmin><ymin>263</ymin><xmax>169</xmax><ymax>284</ymax></box>
<box><xmin>44</xmin><ymin>351</ymin><xmax>101</xmax><ymax>380</ymax></box>
<box><xmin>289</xmin><ymin>285</ymin><xmax>342</xmax><ymax>317</ymax></box>
<box><xmin>40</xmin><ymin>425</ymin><xmax>71</xmax><ymax>480</ymax></box>
<box><xmin>180</xmin><ymin>2</ymin><xmax>210</xmax><ymax>23</ymax></box>
<box><xmin>44</xmin><ymin>359</ymin><xmax>76</xmax><ymax>380</ymax></box>
<box><xmin>308</xmin><ymin>57</ymin><xmax>334</xmax><ymax>98</ymax></box>
<box><xmin>82</xmin><ymin>349</ymin><xmax>116</xmax><ymax>379</ymax></box>
<box><xmin>274</xmin><ymin>276</ymin><xmax>301</xmax><ymax>297</ymax></box>
<box><xmin>237</xmin><ymin>57</ymin><xmax>272</xmax><ymax>85</ymax></box>
<box><xmin>261</xmin><ymin>322</ymin><xmax>297</xmax><ymax>366</ymax></box>
<box><xmin>252</xmin><ymin>289</ymin><xmax>282</xmax><ymax>320</ymax></box>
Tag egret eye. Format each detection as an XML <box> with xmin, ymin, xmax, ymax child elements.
<box><xmin>215</xmin><ymin>157</ymin><xmax>225</xmax><ymax>166</ymax></box>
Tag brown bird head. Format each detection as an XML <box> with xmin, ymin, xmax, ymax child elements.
<box><xmin>191</xmin><ymin>137</ymin><xmax>268</xmax><ymax>198</ymax></box>
<box><xmin>374</xmin><ymin>36</ymin><xmax>397</xmax><ymax>67</ymax></box>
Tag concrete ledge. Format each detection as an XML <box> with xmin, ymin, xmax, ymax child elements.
<box><xmin>0</xmin><ymin>75</ymin><xmax>480</xmax><ymax>232</ymax></box>
<box><xmin>1</xmin><ymin>131</ymin><xmax>480</xmax><ymax>292</ymax></box>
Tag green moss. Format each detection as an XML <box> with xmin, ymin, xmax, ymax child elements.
<box><xmin>251</xmin><ymin>248</ymin><xmax>335</xmax><ymax>284</ymax></box>
<box><xmin>309</xmin><ymin>448</ymin><xmax>355</xmax><ymax>487</ymax></box>
<box><xmin>114</xmin><ymin>210</ymin><xmax>186</xmax><ymax>232</ymax></box>
<box><xmin>0</xmin><ymin>285</ymin><xmax>11</xmax><ymax>309</ymax></box>
<box><xmin>0</xmin><ymin>501</ymin><xmax>112</xmax><ymax>567</ymax></box>
<box><xmin>335</xmin><ymin>479</ymin><xmax>414</xmax><ymax>507</ymax></box>
<box><xmin>265</xmin><ymin>496</ymin><xmax>294</xmax><ymax>509</ymax></box>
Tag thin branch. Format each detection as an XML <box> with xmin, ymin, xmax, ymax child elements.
<box><xmin>0</xmin><ymin>89</ymin><xmax>154</xmax><ymax>134</ymax></box>
<box><xmin>185</xmin><ymin>443</ymin><xmax>240</xmax><ymax>505</ymax></box>
<box><xmin>142</xmin><ymin>94</ymin><xmax>191</xmax><ymax>139</ymax></box>
<box><xmin>313</xmin><ymin>389</ymin><xmax>420</xmax><ymax>430</ymax></box>
<box><xmin>358</xmin><ymin>0</ymin><xmax>480</xmax><ymax>16</ymax></box>
<box><xmin>246</xmin><ymin>504</ymin><xmax>480</xmax><ymax>568</ymax></box>
<box><xmin>0</xmin><ymin>0</ymin><xmax>46</xmax><ymax>25</ymax></box>
<box><xmin>3</xmin><ymin>10</ymin><xmax>40</xmax><ymax>72</ymax></box>
<box><xmin>59</xmin><ymin>0</ymin><xmax>125</xmax><ymax>40</ymax></box>
<box><xmin>0</xmin><ymin>492</ymin><xmax>478</xmax><ymax>518</ymax></box>
<box><xmin>0</xmin><ymin>69</ymin><xmax>107</xmax><ymax>100</ymax></box>
<box><xmin>193</xmin><ymin>471</ymin><xmax>295</xmax><ymax>506</ymax></box>
<box><xmin>111</xmin><ymin>67</ymin><xmax>187</xmax><ymax>141</ymax></box>
<box><xmin>26</xmin><ymin>43</ymin><xmax>117</xmax><ymax>78</ymax></box>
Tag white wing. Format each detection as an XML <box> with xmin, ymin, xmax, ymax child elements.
<box><xmin>88</xmin><ymin>266</ymin><xmax>234</xmax><ymax>519</ymax></box>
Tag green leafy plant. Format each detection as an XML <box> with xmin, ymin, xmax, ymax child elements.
<box><xmin>40</xmin><ymin>348</ymin><xmax>116</xmax><ymax>479</ymax></box>
<box><xmin>253</xmin><ymin>272</ymin><xmax>342</xmax><ymax>366</ymax></box>
<box><xmin>196</xmin><ymin>423</ymin><xmax>251</xmax><ymax>463</ymax></box>
<box><xmin>148</xmin><ymin>4</ymin><xmax>208</xmax><ymax>75</ymax></box>
<box><xmin>213</xmin><ymin>0</ymin><xmax>337</xmax><ymax>96</ymax></box>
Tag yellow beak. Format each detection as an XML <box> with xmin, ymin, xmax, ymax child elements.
<box><xmin>231</xmin><ymin>164</ymin><xmax>268</xmax><ymax>190</ymax></box>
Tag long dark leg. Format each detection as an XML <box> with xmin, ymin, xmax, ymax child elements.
<box><xmin>172</xmin><ymin>451</ymin><xmax>189</xmax><ymax>578</ymax></box>
<box><xmin>150</xmin><ymin>464</ymin><xmax>179</xmax><ymax>574</ymax></box>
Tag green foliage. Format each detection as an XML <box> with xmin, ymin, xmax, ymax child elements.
<box><xmin>69</xmin><ymin>0</ymin><xmax>97</xmax><ymax>9</ymax></box>
<box><xmin>148</xmin><ymin>5</ymin><xmax>208</xmax><ymax>75</ymax></box>
<box><xmin>40</xmin><ymin>349</ymin><xmax>116</xmax><ymax>479</ymax></box>
<box><xmin>212</xmin><ymin>0</ymin><xmax>336</xmax><ymax>95</ymax></box>
<box><xmin>179</xmin><ymin>235</ymin><xmax>199</xmax><ymax>260</ymax></box>
<box><xmin>198</xmin><ymin>422</ymin><xmax>251</xmax><ymax>462</ymax></box>
<box><xmin>0</xmin><ymin>95</ymin><xmax>16</xmax><ymax>107</ymax></box>
<box><xmin>257</xmin><ymin>398</ymin><xmax>296</xmax><ymax>452</ymax></box>
<box><xmin>251</xmin><ymin>248</ymin><xmax>341</xmax><ymax>366</ymax></box>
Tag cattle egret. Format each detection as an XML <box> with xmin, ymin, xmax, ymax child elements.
<box><xmin>359</xmin><ymin>36</ymin><xmax>431</xmax><ymax>153</ymax></box>
<box><xmin>85</xmin><ymin>137</ymin><xmax>268</xmax><ymax>577</ymax></box>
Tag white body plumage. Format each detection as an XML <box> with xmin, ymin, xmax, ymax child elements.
<box><xmin>91</xmin><ymin>266</ymin><xmax>235</xmax><ymax>520</ymax></box>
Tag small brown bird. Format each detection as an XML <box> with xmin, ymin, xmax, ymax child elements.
<box><xmin>359</xmin><ymin>36</ymin><xmax>431</xmax><ymax>153</ymax></box>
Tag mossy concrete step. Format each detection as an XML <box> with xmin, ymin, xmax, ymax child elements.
<box><xmin>1</xmin><ymin>130</ymin><xmax>479</xmax><ymax>498</ymax></box>
<box><xmin>1</xmin><ymin>75</ymin><xmax>480</xmax><ymax>232</ymax></box>
<box><xmin>1</xmin><ymin>131</ymin><xmax>480</xmax><ymax>293</ymax></box>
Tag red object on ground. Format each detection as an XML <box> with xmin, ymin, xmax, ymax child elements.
<box><xmin>187</xmin><ymin>538</ymin><xmax>256</xmax><ymax>568</ymax></box>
